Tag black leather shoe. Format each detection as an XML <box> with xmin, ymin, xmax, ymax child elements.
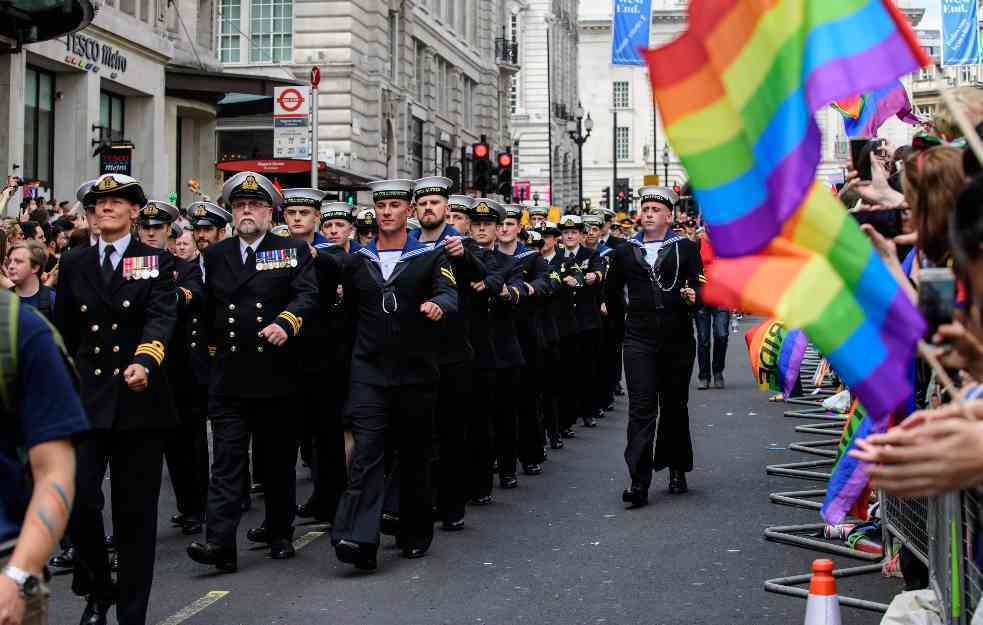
<box><xmin>441</xmin><ymin>519</ymin><xmax>465</xmax><ymax>531</ymax></box>
<box><xmin>187</xmin><ymin>541</ymin><xmax>237</xmax><ymax>572</ymax></box>
<box><xmin>380</xmin><ymin>513</ymin><xmax>400</xmax><ymax>536</ymax></box>
<box><xmin>522</xmin><ymin>463</ymin><xmax>543</xmax><ymax>476</ymax></box>
<box><xmin>401</xmin><ymin>547</ymin><xmax>427</xmax><ymax>559</ymax></box>
<box><xmin>296</xmin><ymin>500</ymin><xmax>332</xmax><ymax>521</ymax></box>
<box><xmin>182</xmin><ymin>520</ymin><xmax>203</xmax><ymax>535</ymax></box>
<box><xmin>549</xmin><ymin>437</ymin><xmax>564</xmax><ymax>449</ymax></box>
<box><xmin>561</xmin><ymin>428</ymin><xmax>576</xmax><ymax>439</ymax></box>
<box><xmin>171</xmin><ymin>513</ymin><xmax>189</xmax><ymax>527</ymax></box>
<box><xmin>250</xmin><ymin>483</ymin><xmax>265</xmax><ymax>494</ymax></box>
<box><xmin>698</xmin><ymin>378</ymin><xmax>710</xmax><ymax>390</ymax></box>
<box><xmin>246</xmin><ymin>525</ymin><xmax>270</xmax><ymax>544</ymax></box>
<box><xmin>469</xmin><ymin>495</ymin><xmax>493</xmax><ymax>506</ymax></box>
<box><xmin>605</xmin><ymin>402</ymin><xmax>615</xmax><ymax>412</ymax></box>
<box><xmin>79</xmin><ymin>597</ymin><xmax>113</xmax><ymax>625</ymax></box>
<box><xmin>49</xmin><ymin>545</ymin><xmax>76</xmax><ymax>569</ymax></box>
<box><xmin>582</xmin><ymin>416</ymin><xmax>597</xmax><ymax>428</ymax></box>
<box><xmin>270</xmin><ymin>538</ymin><xmax>295</xmax><ymax>560</ymax></box>
<box><xmin>499</xmin><ymin>475</ymin><xmax>519</xmax><ymax>489</ymax></box>
<box><xmin>621</xmin><ymin>485</ymin><xmax>649</xmax><ymax>508</ymax></box>
<box><xmin>712</xmin><ymin>375</ymin><xmax>725</xmax><ymax>389</ymax></box>
<box><xmin>334</xmin><ymin>540</ymin><xmax>377</xmax><ymax>571</ymax></box>
<box><xmin>668</xmin><ymin>470</ymin><xmax>689</xmax><ymax>494</ymax></box>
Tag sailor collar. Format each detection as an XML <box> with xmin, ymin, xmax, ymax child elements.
<box><xmin>312</xmin><ymin>232</ymin><xmax>332</xmax><ymax>250</ymax></box>
<box><xmin>629</xmin><ymin>229</ymin><xmax>685</xmax><ymax>248</ymax></box>
<box><xmin>357</xmin><ymin>234</ymin><xmax>433</xmax><ymax>264</ymax></box>
<box><xmin>411</xmin><ymin>223</ymin><xmax>465</xmax><ymax>249</ymax></box>
<box><xmin>512</xmin><ymin>242</ymin><xmax>537</xmax><ymax>260</ymax></box>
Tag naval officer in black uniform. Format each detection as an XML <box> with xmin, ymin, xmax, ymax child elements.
<box><xmin>604</xmin><ymin>186</ymin><xmax>702</xmax><ymax>508</ymax></box>
<box><xmin>329</xmin><ymin>179</ymin><xmax>458</xmax><ymax>571</ymax></box>
<box><xmin>133</xmin><ymin>201</ymin><xmax>209</xmax><ymax>537</ymax></box>
<box><xmin>187</xmin><ymin>171</ymin><xmax>318</xmax><ymax>571</ymax></box>
<box><xmin>54</xmin><ymin>174</ymin><xmax>178</xmax><ymax>625</ymax></box>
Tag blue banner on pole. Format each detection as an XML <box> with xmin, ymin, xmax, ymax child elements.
<box><xmin>942</xmin><ymin>0</ymin><xmax>981</xmax><ymax>66</ymax></box>
<box><xmin>611</xmin><ymin>0</ymin><xmax>653</xmax><ymax>66</ymax></box>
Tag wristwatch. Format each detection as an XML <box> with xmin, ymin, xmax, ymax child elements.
<box><xmin>2</xmin><ymin>565</ymin><xmax>40</xmax><ymax>598</ymax></box>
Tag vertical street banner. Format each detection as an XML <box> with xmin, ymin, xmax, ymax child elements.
<box><xmin>273</xmin><ymin>86</ymin><xmax>311</xmax><ymax>159</ymax></box>
<box><xmin>611</xmin><ymin>0</ymin><xmax>652</xmax><ymax>66</ymax></box>
<box><xmin>941</xmin><ymin>0</ymin><xmax>981</xmax><ymax>66</ymax></box>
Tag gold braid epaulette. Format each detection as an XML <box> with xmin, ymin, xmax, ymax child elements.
<box><xmin>135</xmin><ymin>340</ymin><xmax>166</xmax><ymax>366</ymax></box>
<box><xmin>277</xmin><ymin>311</ymin><xmax>302</xmax><ymax>335</ymax></box>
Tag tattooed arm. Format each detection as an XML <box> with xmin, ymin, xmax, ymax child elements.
<box><xmin>11</xmin><ymin>440</ymin><xmax>76</xmax><ymax>574</ymax></box>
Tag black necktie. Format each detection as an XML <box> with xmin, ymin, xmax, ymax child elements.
<box><xmin>244</xmin><ymin>246</ymin><xmax>256</xmax><ymax>271</ymax></box>
<box><xmin>101</xmin><ymin>244</ymin><xmax>116</xmax><ymax>285</ymax></box>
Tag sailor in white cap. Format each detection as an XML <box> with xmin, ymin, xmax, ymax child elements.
<box><xmin>604</xmin><ymin>185</ymin><xmax>703</xmax><ymax>507</ymax></box>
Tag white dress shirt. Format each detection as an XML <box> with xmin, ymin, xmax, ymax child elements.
<box><xmin>239</xmin><ymin>233</ymin><xmax>267</xmax><ymax>263</ymax></box>
<box><xmin>98</xmin><ymin>233</ymin><xmax>131</xmax><ymax>270</ymax></box>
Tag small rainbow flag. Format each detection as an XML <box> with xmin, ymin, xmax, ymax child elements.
<box><xmin>745</xmin><ymin>319</ymin><xmax>807</xmax><ymax>399</ymax></box>
<box><xmin>644</xmin><ymin>1</ymin><xmax>928</xmax><ymax>440</ymax></box>
<box><xmin>833</xmin><ymin>80</ymin><xmax>920</xmax><ymax>138</ymax></box>
<box><xmin>824</xmin><ymin>401</ymin><xmax>879</xmax><ymax>522</ymax></box>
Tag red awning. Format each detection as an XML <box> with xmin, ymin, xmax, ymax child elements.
<box><xmin>216</xmin><ymin>159</ymin><xmax>326</xmax><ymax>174</ymax></box>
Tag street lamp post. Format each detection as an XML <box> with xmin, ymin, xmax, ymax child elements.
<box><xmin>567</xmin><ymin>102</ymin><xmax>593</xmax><ymax>213</ymax></box>
<box><xmin>662</xmin><ymin>143</ymin><xmax>670</xmax><ymax>186</ymax></box>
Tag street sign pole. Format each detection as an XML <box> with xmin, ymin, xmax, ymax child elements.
<box><xmin>310</xmin><ymin>66</ymin><xmax>320</xmax><ymax>189</ymax></box>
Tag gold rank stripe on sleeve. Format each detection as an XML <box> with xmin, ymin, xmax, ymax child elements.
<box><xmin>698</xmin><ymin>274</ymin><xmax>707</xmax><ymax>285</ymax></box>
<box><xmin>134</xmin><ymin>340</ymin><xmax>166</xmax><ymax>366</ymax></box>
<box><xmin>178</xmin><ymin>287</ymin><xmax>193</xmax><ymax>304</ymax></box>
<box><xmin>509</xmin><ymin>286</ymin><xmax>521</xmax><ymax>303</ymax></box>
<box><xmin>277</xmin><ymin>311</ymin><xmax>302</xmax><ymax>336</ymax></box>
<box><xmin>440</xmin><ymin>267</ymin><xmax>457</xmax><ymax>287</ymax></box>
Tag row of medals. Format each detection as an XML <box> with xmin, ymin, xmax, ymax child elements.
<box><xmin>257</xmin><ymin>258</ymin><xmax>298</xmax><ymax>271</ymax></box>
<box><xmin>125</xmin><ymin>258</ymin><xmax>159</xmax><ymax>280</ymax></box>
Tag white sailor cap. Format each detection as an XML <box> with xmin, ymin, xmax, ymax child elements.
<box><xmin>582</xmin><ymin>213</ymin><xmax>604</xmax><ymax>227</ymax></box>
<box><xmin>413</xmin><ymin>176</ymin><xmax>453</xmax><ymax>202</ymax></box>
<box><xmin>558</xmin><ymin>214</ymin><xmax>585</xmax><ymax>230</ymax></box>
<box><xmin>368</xmin><ymin>179</ymin><xmax>415</xmax><ymax>203</ymax></box>
<box><xmin>320</xmin><ymin>201</ymin><xmax>355</xmax><ymax>223</ymax></box>
<box><xmin>222</xmin><ymin>171</ymin><xmax>283</xmax><ymax>207</ymax></box>
<box><xmin>637</xmin><ymin>185</ymin><xmax>678</xmax><ymax>209</ymax></box>
<box><xmin>137</xmin><ymin>200</ymin><xmax>179</xmax><ymax>226</ymax></box>
<box><xmin>84</xmin><ymin>174</ymin><xmax>147</xmax><ymax>207</ymax></box>
<box><xmin>503</xmin><ymin>204</ymin><xmax>523</xmax><ymax>220</ymax></box>
<box><xmin>528</xmin><ymin>205</ymin><xmax>549</xmax><ymax>217</ymax></box>
<box><xmin>282</xmin><ymin>188</ymin><xmax>327</xmax><ymax>209</ymax></box>
<box><xmin>448</xmin><ymin>195</ymin><xmax>475</xmax><ymax>214</ymax></box>
<box><xmin>76</xmin><ymin>179</ymin><xmax>98</xmax><ymax>207</ymax></box>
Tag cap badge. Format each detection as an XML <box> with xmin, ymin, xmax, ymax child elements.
<box><xmin>97</xmin><ymin>176</ymin><xmax>119</xmax><ymax>191</ymax></box>
<box><xmin>143</xmin><ymin>204</ymin><xmax>159</xmax><ymax>217</ymax></box>
<box><xmin>475</xmin><ymin>202</ymin><xmax>490</xmax><ymax>214</ymax></box>
<box><xmin>193</xmin><ymin>206</ymin><xmax>207</xmax><ymax>217</ymax></box>
<box><xmin>242</xmin><ymin>175</ymin><xmax>259</xmax><ymax>191</ymax></box>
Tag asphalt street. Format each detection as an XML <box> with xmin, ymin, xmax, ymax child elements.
<box><xmin>47</xmin><ymin>318</ymin><xmax>903</xmax><ymax>625</ymax></box>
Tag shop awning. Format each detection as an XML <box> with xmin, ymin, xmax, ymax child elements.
<box><xmin>216</xmin><ymin>159</ymin><xmax>376</xmax><ymax>189</ymax></box>
<box><xmin>165</xmin><ymin>66</ymin><xmax>301</xmax><ymax>105</ymax></box>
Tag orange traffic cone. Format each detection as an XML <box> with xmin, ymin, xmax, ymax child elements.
<box><xmin>804</xmin><ymin>559</ymin><xmax>842</xmax><ymax>625</ymax></box>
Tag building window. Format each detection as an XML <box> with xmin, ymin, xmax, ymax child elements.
<box><xmin>24</xmin><ymin>66</ymin><xmax>54</xmax><ymax>185</ymax></box>
<box><xmin>510</xmin><ymin>13</ymin><xmax>520</xmax><ymax>113</ymax></box>
<box><xmin>916</xmin><ymin>104</ymin><xmax>937</xmax><ymax>117</ymax></box>
<box><xmin>961</xmin><ymin>65</ymin><xmax>977</xmax><ymax>84</ymax></box>
<box><xmin>100</xmin><ymin>92</ymin><xmax>125</xmax><ymax>142</ymax></box>
<box><xmin>415</xmin><ymin>40</ymin><xmax>426</xmax><ymax>102</ymax></box>
<box><xmin>918</xmin><ymin>65</ymin><xmax>935</xmax><ymax>81</ymax></box>
<box><xmin>435</xmin><ymin>144</ymin><xmax>451</xmax><ymax>176</ymax></box>
<box><xmin>218</xmin><ymin>0</ymin><xmax>241</xmax><ymax>62</ymax></box>
<box><xmin>613</xmin><ymin>81</ymin><xmax>630</xmax><ymax>109</ymax></box>
<box><xmin>435</xmin><ymin>56</ymin><xmax>449</xmax><ymax>113</ymax></box>
<box><xmin>388</xmin><ymin>11</ymin><xmax>399</xmax><ymax>82</ymax></box>
<box><xmin>463</xmin><ymin>76</ymin><xmax>475</xmax><ymax>127</ymax></box>
<box><xmin>410</xmin><ymin>117</ymin><xmax>424</xmax><ymax>178</ymax></box>
<box><xmin>248</xmin><ymin>0</ymin><xmax>292</xmax><ymax>63</ymax></box>
<box><xmin>616</xmin><ymin>126</ymin><xmax>630</xmax><ymax>161</ymax></box>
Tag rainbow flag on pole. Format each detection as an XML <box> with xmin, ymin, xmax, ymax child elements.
<box><xmin>832</xmin><ymin>79</ymin><xmax>920</xmax><ymax>138</ymax></box>
<box><xmin>644</xmin><ymin>0</ymin><xmax>929</xmax><ymax>520</ymax></box>
<box><xmin>745</xmin><ymin>319</ymin><xmax>807</xmax><ymax>399</ymax></box>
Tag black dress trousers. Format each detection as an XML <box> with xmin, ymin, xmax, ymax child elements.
<box><xmin>332</xmin><ymin>382</ymin><xmax>436</xmax><ymax>550</ymax></box>
<box><xmin>206</xmin><ymin>396</ymin><xmax>298</xmax><ymax>547</ymax></box>
<box><xmin>71</xmin><ymin>430</ymin><xmax>166</xmax><ymax>625</ymax></box>
<box><xmin>165</xmin><ymin>384</ymin><xmax>209</xmax><ymax>522</ymax></box>
<box><xmin>435</xmin><ymin>360</ymin><xmax>474</xmax><ymax>523</ymax></box>
<box><xmin>622</xmin><ymin>313</ymin><xmax>696</xmax><ymax>489</ymax></box>
<box><xmin>298</xmin><ymin>373</ymin><xmax>348</xmax><ymax>520</ymax></box>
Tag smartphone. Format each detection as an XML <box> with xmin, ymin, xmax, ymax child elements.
<box><xmin>919</xmin><ymin>267</ymin><xmax>956</xmax><ymax>337</ymax></box>
<box><xmin>851</xmin><ymin>208</ymin><xmax>902</xmax><ymax>239</ymax></box>
<box><xmin>849</xmin><ymin>138</ymin><xmax>870</xmax><ymax>172</ymax></box>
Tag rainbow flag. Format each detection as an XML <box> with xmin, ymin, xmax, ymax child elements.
<box><xmin>825</xmin><ymin>401</ymin><xmax>879</xmax><ymax>522</ymax></box>
<box><xmin>644</xmin><ymin>1</ymin><xmax>928</xmax><ymax>430</ymax></box>
<box><xmin>833</xmin><ymin>79</ymin><xmax>920</xmax><ymax>138</ymax></box>
<box><xmin>745</xmin><ymin>319</ymin><xmax>807</xmax><ymax>398</ymax></box>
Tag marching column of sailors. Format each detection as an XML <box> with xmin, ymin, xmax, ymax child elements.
<box><xmin>53</xmin><ymin>171</ymin><xmax>703</xmax><ymax>625</ymax></box>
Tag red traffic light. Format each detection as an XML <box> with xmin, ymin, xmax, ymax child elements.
<box><xmin>673</xmin><ymin>184</ymin><xmax>681</xmax><ymax>194</ymax></box>
<box><xmin>617</xmin><ymin>191</ymin><xmax>625</xmax><ymax>199</ymax></box>
<box><xmin>473</xmin><ymin>143</ymin><xmax>490</xmax><ymax>159</ymax></box>
<box><xmin>497</xmin><ymin>152</ymin><xmax>513</xmax><ymax>168</ymax></box>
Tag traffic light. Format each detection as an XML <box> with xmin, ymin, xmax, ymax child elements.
<box><xmin>627</xmin><ymin>187</ymin><xmax>635</xmax><ymax>205</ymax></box>
<box><xmin>473</xmin><ymin>141</ymin><xmax>491</xmax><ymax>193</ymax></box>
<box><xmin>602</xmin><ymin>186</ymin><xmax>611</xmax><ymax>208</ymax></box>
<box><xmin>341</xmin><ymin>190</ymin><xmax>356</xmax><ymax>205</ymax></box>
<box><xmin>617</xmin><ymin>190</ymin><xmax>626</xmax><ymax>213</ymax></box>
<box><xmin>496</xmin><ymin>152</ymin><xmax>513</xmax><ymax>201</ymax></box>
<box><xmin>673</xmin><ymin>184</ymin><xmax>681</xmax><ymax>194</ymax></box>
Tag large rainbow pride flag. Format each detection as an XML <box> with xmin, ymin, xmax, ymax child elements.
<box><xmin>644</xmin><ymin>0</ymin><xmax>929</xmax><ymax>521</ymax></box>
